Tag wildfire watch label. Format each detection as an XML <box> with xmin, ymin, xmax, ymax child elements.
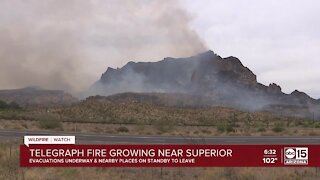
<box><xmin>20</xmin><ymin>145</ymin><xmax>320</xmax><ymax>167</ymax></box>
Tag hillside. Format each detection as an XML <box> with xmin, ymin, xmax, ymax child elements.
<box><xmin>0</xmin><ymin>87</ymin><xmax>78</xmax><ymax>107</ymax></box>
<box><xmin>52</xmin><ymin>95</ymin><xmax>296</xmax><ymax>127</ymax></box>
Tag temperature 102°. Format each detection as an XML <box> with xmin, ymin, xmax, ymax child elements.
<box><xmin>262</xmin><ymin>157</ymin><xmax>277</xmax><ymax>164</ymax></box>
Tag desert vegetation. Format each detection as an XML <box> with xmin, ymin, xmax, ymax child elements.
<box><xmin>0</xmin><ymin>100</ymin><xmax>21</xmax><ymax>110</ymax></box>
<box><xmin>1</xmin><ymin>96</ymin><xmax>320</xmax><ymax>136</ymax></box>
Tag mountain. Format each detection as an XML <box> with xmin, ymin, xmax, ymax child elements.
<box><xmin>0</xmin><ymin>87</ymin><xmax>78</xmax><ymax>107</ymax></box>
<box><xmin>89</xmin><ymin>51</ymin><xmax>256</xmax><ymax>96</ymax></box>
<box><xmin>88</xmin><ymin>50</ymin><xmax>319</xmax><ymax>118</ymax></box>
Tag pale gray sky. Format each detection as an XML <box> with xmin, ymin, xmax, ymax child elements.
<box><xmin>182</xmin><ymin>0</ymin><xmax>320</xmax><ymax>98</ymax></box>
<box><xmin>0</xmin><ymin>0</ymin><xmax>319</xmax><ymax>98</ymax></box>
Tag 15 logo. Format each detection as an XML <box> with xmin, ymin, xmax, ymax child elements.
<box><xmin>284</xmin><ymin>147</ymin><xmax>308</xmax><ymax>165</ymax></box>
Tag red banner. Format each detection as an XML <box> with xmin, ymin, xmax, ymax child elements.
<box><xmin>20</xmin><ymin>145</ymin><xmax>320</xmax><ymax>167</ymax></box>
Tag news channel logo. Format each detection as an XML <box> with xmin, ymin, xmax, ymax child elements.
<box><xmin>284</xmin><ymin>147</ymin><xmax>308</xmax><ymax>165</ymax></box>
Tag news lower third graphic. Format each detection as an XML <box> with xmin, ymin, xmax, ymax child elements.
<box><xmin>19</xmin><ymin>135</ymin><xmax>320</xmax><ymax>167</ymax></box>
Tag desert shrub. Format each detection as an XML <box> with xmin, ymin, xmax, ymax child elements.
<box><xmin>0</xmin><ymin>110</ymin><xmax>25</xmax><ymax>120</ymax></box>
<box><xmin>0</xmin><ymin>101</ymin><xmax>23</xmax><ymax>120</ymax></box>
<box><xmin>301</xmin><ymin>120</ymin><xmax>315</xmax><ymax>128</ymax></box>
<box><xmin>272</xmin><ymin>123</ymin><xmax>285</xmax><ymax>132</ymax></box>
<box><xmin>0</xmin><ymin>100</ymin><xmax>21</xmax><ymax>110</ymax></box>
<box><xmin>216</xmin><ymin>123</ymin><xmax>235</xmax><ymax>133</ymax></box>
<box><xmin>37</xmin><ymin>114</ymin><xmax>62</xmax><ymax>129</ymax></box>
<box><xmin>272</xmin><ymin>127</ymin><xmax>284</xmax><ymax>133</ymax></box>
<box><xmin>0</xmin><ymin>100</ymin><xmax>7</xmax><ymax>109</ymax></box>
<box><xmin>309</xmin><ymin>131</ymin><xmax>317</xmax><ymax>136</ymax></box>
<box><xmin>226</xmin><ymin>125</ymin><xmax>235</xmax><ymax>133</ymax></box>
<box><xmin>8</xmin><ymin>102</ymin><xmax>21</xmax><ymax>109</ymax></box>
<box><xmin>58</xmin><ymin>168</ymin><xmax>79</xmax><ymax>178</ymax></box>
<box><xmin>258</xmin><ymin>127</ymin><xmax>266</xmax><ymax>132</ymax></box>
<box><xmin>294</xmin><ymin>120</ymin><xmax>304</xmax><ymax>126</ymax></box>
<box><xmin>155</xmin><ymin>124</ymin><xmax>173</xmax><ymax>133</ymax></box>
<box><xmin>201</xmin><ymin>129</ymin><xmax>211</xmax><ymax>134</ymax></box>
<box><xmin>240</xmin><ymin>173</ymin><xmax>257</xmax><ymax>180</ymax></box>
<box><xmin>117</xmin><ymin>126</ymin><xmax>129</xmax><ymax>133</ymax></box>
<box><xmin>217</xmin><ymin>124</ymin><xmax>225</xmax><ymax>132</ymax></box>
<box><xmin>224</xmin><ymin>168</ymin><xmax>238</xmax><ymax>179</ymax></box>
<box><xmin>153</xmin><ymin>117</ymin><xmax>174</xmax><ymax>133</ymax></box>
<box><xmin>38</xmin><ymin>119</ymin><xmax>62</xmax><ymax>130</ymax></box>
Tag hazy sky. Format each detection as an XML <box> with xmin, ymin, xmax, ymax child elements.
<box><xmin>182</xmin><ymin>0</ymin><xmax>320</xmax><ymax>98</ymax></box>
<box><xmin>0</xmin><ymin>0</ymin><xmax>319</xmax><ymax>98</ymax></box>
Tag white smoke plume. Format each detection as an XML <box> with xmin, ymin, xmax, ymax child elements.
<box><xmin>0</xmin><ymin>0</ymin><xmax>206</xmax><ymax>94</ymax></box>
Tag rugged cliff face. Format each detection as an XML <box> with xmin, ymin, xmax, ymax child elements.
<box><xmin>90</xmin><ymin>51</ymin><xmax>257</xmax><ymax>96</ymax></box>
<box><xmin>88</xmin><ymin>50</ymin><xmax>319</xmax><ymax>118</ymax></box>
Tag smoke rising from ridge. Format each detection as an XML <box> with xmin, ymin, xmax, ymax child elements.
<box><xmin>0</xmin><ymin>0</ymin><xmax>206</xmax><ymax>94</ymax></box>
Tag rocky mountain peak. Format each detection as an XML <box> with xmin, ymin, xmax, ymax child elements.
<box><xmin>291</xmin><ymin>90</ymin><xmax>310</xmax><ymax>98</ymax></box>
<box><xmin>267</xmin><ymin>83</ymin><xmax>282</xmax><ymax>94</ymax></box>
<box><xmin>94</xmin><ymin>51</ymin><xmax>258</xmax><ymax>96</ymax></box>
<box><xmin>86</xmin><ymin>50</ymin><xmax>319</xmax><ymax>116</ymax></box>
<box><xmin>290</xmin><ymin>89</ymin><xmax>315</xmax><ymax>103</ymax></box>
